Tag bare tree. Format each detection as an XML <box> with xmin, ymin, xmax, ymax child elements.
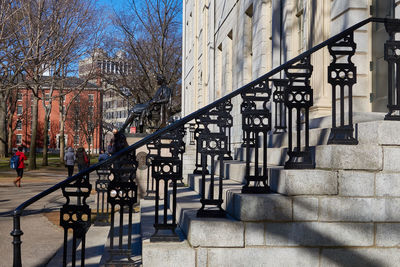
<box><xmin>5</xmin><ymin>0</ymin><xmax>101</xmax><ymax>169</ymax></box>
<box><xmin>0</xmin><ymin>0</ymin><xmax>25</xmax><ymax>157</ymax></box>
<box><xmin>38</xmin><ymin>0</ymin><xmax>101</xmax><ymax>166</ymax></box>
<box><xmin>102</xmin><ymin>0</ymin><xmax>182</xmax><ymax>110</ymax></box>
<box><xmin>67</xmin><ymin>92</ymin><xmax>101</xmax><ymax>155</ymax></box>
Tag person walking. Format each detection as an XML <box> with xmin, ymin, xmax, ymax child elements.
<box><xmin>76</xmin><ymin>147</ymin><xmax>89</xmax><ymax>172</ymax></box>
<box><xmin>110</xmin><ymin>128</ymin><xmax>128</xmax><ymax>155</ymax></box>
<box><xmin>98</xmin><ymin>149</ymin><xmax>109</xmax><ymax>162</ymax></box>
<box><xmin>64</xmin><ymin>147</ymin><xmax>76</xmax><ymax>177</ymax></box>
<box><xmin>13</xmin><ymin>146</ymin><xmax>27</xmax><ymax>187</ymax></box>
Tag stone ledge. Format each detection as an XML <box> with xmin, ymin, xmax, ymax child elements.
<box><xmin>316</xmin><ymin>144</ymin><xmax>382</xmax><ymax>170</ymax></box>
<box><xmin>270</xmin><ymin>168</ymin><xmax>338</xmax><ymax>195</ymax></box>
<box><xmin>174</xmin><ymin>188</ymin><xmax>245</xmax><ymax>248</ymax></box>
<box><xmin>320</xmin><ymin>198</ymin><xmax>400</xmax><ymax>222</ymax></box>
<box><xmin>320</xmin><ymin>248</ymin><xmax>400</xmax><ymax>267</ymax></box>
<box><xmin>264</xmin><ymin>222</ymin><xmax>374</xmax><ymax>247</ymax></box>
<box><xmin>206</xmin><ymin>247</ymin><xmax>320</xmax><ymax>267</ymax></box>
<box><xmin>358</xmin><ymin>120</ymin><xmax>400</xmax><ymax>145</ymax></box>
<box><xmin>142</xmin><ymin>240</ymin><xmax>195</xmax><ymax>267</ymax></box>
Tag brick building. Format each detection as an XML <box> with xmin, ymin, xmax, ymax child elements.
<box><xmin>11</xmin><ymin>77</ymin><xmax>101</xmax><ymax>153</ymax></box>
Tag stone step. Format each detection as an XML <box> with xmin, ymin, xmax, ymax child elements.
<box><xmin>316</xmin><ymin>144</ymin><xmax>382</xmax><ymax>170</ymax></box>
<box><xmin>267</xmin><ymin>127</ymin><xmax>331</xmax><ymax>149</ymax></box>
<box><xmin>270</xmin><ymin>167</ymin><xmax>338</xmax><ymax>196</ymax></box>
<box><xmin>233</xmin><ymin>146</ymin><xmax>287</xmax><ymax>166</ymax></box>
<box><xmin>187</xmin><ymin>174</ymin><xmax>313</xmax><ymax>222</ymax></box>
<box><xmin>173</xmin><ymin>188</ymin><xmax>245</xmax><ymax>248</ymax></box>
<box><xmin>140</xmin><ymin>199</ymin><xmax>195</xmax><ymax>267</ymax></box>
<box><xmin>214</xmin><ymin>160</ymin><xmax>263</xmax><ymax>184</ymax></box>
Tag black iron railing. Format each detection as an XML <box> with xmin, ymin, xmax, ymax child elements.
<box><xmin>11</xmin><ymin>17</ymin><xmax>400</xmax><ymax>266</ymax></box>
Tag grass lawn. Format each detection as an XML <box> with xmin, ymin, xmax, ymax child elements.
<box><xmin>0</xmin><ymin>154</ymin><xmax>99</xmax><ymax>171</ymax></box>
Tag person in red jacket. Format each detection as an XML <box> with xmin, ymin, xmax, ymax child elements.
<box><xmin>13</xmin><ymin>146</ymin><xmax>27</xmax><ymax>187</ymax></box>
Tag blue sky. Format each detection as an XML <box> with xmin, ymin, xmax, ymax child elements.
<box><xmin>97</xmin><ymin>0</ymin><xmax>129</xmax><ymax>11</ymax></box>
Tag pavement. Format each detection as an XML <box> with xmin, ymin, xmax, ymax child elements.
<box><xmin>0</xmin><ymin>167</ymin><xmax>78</xmax><ymax>267</ymax></box>
<box><xmin>0</xmin><ymin>166</ymin><xmax>143</xmax><ymax>267</ymax></box>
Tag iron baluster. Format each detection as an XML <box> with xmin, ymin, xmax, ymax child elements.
<box><xmin>284</xmin><ymin>56</ymin><xmax>315</xmax><ymax>169</ymax></box>
<box><xmin>150</xmin><ymin>127</ymin><xmax>185</xmax><ymax>241</ymax></box>
<box><xmin>107</xmin><ymin>151</ymin><xmax>138</xmax><ymax>264</ymax></box>
<box><xmin>196</xmin><ymin>101</ymin><xmax>231</xmax><ymax>218</ymax></box>
<box><xmin>59</xmin><ymin>174</ymin><xmax>92</xmax><ymax>267</ymax></box>
<box><xmin>327</xmin><ymin>32</ymin><xmax>358</xmax><ymax>144</ymax></box>
<box><xmin>193</xmin><ymin>122</ymin><xmax>209</xmax><ymax>175</ymax></box>
<box><xmin>144</xmin><ymin>142</ymin><xmax>159</xmax><ymax>200</ymax></box>
<box><xmin>218</xmin><ymin>99</ymin><xmax>233</xmax><ymax>160</ymax></box>
<box><xmin>95</xmin><ymin>164</ymin><xmax>111</xmax><ymax>225</ymax></box>
<box><xmin>384</xmin><ymin>20</ymin><xmax>400</xmax><ymax>120</ymax></box>
<box><xmin>272</xmin><ymin>79</ymin><xmax>288</xmax><ymax>133</ymax></box>
<box><xmin>241</xmin><ymin>80</ymin><xmax>271</xmax><ymax>193</ymax></box>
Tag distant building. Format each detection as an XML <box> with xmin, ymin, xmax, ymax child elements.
<box><xmin>79</xmin><ymin>49</ymin><xmax>134</xmax><ymax>146</ymax></box>
<box><xmin>11</xmin><ymin>77</ymin><xmax>101</xmax><ymax>153</ymax></box>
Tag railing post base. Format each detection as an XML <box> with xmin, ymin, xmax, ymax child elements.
<box><xmin>327</xmin><ymin>126</ymin><xmax>358</xmax><ymax>145</ymax></box>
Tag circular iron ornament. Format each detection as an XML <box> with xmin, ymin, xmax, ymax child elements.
<box><xmin>137</xmin><ymin>151</ymin><xmax>148</xmax><ymax>170</ymax></box>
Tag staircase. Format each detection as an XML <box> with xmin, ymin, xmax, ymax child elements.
<box><xmin>10</xmin><ymin>17</ymin><xmax>400</xmax><ymax>267</ymax></box>
<box><xmin>141</xmin><ymin>119</ymin><xmax>400</xmax><ymax>267</ymax></box>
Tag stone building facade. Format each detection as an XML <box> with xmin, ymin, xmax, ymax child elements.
<box><xmin>182</xmin><ymin>0</ymin><xmax>400</xmax><ymax>145</ymax></box>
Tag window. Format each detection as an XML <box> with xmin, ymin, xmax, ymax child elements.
<box><xmin>88</xmin><ymin>94</ymin><xmax>94</xmax><ymax>102</ymax></box>
<box><xmin>74</xmin><ymin>121</ymin><xmax>79</xmax><ymax>131</ymax></box>
<box><xmin>89</xmin><ymin>106</ymin><xmax>94</xmax><ymax>115</ymax></box>
<box><xmin>74</xmin><ymin>134</ymin><xmax>79</xmax><ymax>145</ymax></box>
<box><xmin>17</xmin><ymin>106</ymin><xmax>23</xmax><ymax>115</ymax></box>
<box><xmin>76</xmin><ymin>95</ymin><xmax>80</xmax><ymax>102</ymax></box>
<box><xmin>17</xmin><ymin>93</ymin><xmax>22</xmax><ymax>101</ymax></box>
<box><xmin>16</xmin><ymin>134</ymin><xmax>22</xmax><ymax>145</ymax></box>
<box><xmin>296</xmin><ymin>0</ymin><xmax>305</xmax><ymax>52</ymax></box>
<box><xmin>16</xmin><ymin>120</ymin><xmax>22</xmax><ymax>130</ymax></box>
<box><xmin>45</xmin><ymin>93</ymin><xmax>50</xmax><ymax>101</ymax></box>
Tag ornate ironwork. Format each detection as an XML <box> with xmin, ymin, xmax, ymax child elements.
<box><xmin>272</xmin><ymin>79</ymin><xmax>288</xmax><ymax>133</ymax></box>
<box><xmin>150</xmin><ymin>127</ymin><xmax>185</xmax><ymax>241</ymax></box>
<box><xmin>241</xmin><ymin>80</ymin><xmax>271</xmax><ymax>193</ymax></box>
<box><xmin>196</xmin><ymin>101</ymin><xmax>232</xmax><ymax>218</ymax></box>
<box><xmin>107</xmin><ymin>151</ymin><xmax>138</xmax><ymax>264</ymax></box>
<box><xmin>327</xmin><ymin>32</ymin><xmax>358</xmax><ymax>144</ymax></box>
<box><xmin>95</xmin><ymin>165</ymin><xmax>111</xmax><ymax>225</ymax></box>
<box><xmin>60</xmin><ymin>174</ymin><xmax>92</xmax><ymax>267</ymax></box>
<box><xmin>193</xmin><ymin>123</ymin><xmax>209</xmax><ymax>175</ymax></box>
<box><xmin>284</xmin><ymin>56</ymin><xmax>315</xmax><ymax>169</ymax></box>
<box><xmin>384</xmin><ymin>21</ymin><xmax>400</xmax><ymax>120</ymax></box>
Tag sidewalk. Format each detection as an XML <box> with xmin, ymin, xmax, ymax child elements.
<box><xmin>0</xmin><ymin>167</ymin><xmax>76</xmax><ymax>267</ymax></box>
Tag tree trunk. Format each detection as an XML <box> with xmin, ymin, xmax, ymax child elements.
<box><xmin>59</xmin><ymin>113</ymin><xmax>65</xmax><ymax>164</ymax></box>
<box><xmin>29</xmin><ymin>93</ymin><xmax>38</xmax><ymax>170</ymax></box>
<box><xmin>42</xmin><ymin>114</ymin><xmax>49</xmax><ymax>166</ymax></box>
<box><xmin>0</xmin><ymin>95</ymin><xmax>7</xmax><ymax>157</ymax></box>
<box><xmin>7</xmin><ymin>119</ymin><xmax>12</xmax><ymax>155</ymax></box>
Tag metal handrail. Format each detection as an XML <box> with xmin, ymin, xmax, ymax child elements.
<box><xmin>12</xmin><ymin>17</ymin><xmax>400</xmax><ymax>266</ymax></box>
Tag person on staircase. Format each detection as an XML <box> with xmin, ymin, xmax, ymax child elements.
<box><xmin>13</xmin><ymin>146</ymin><xmax>27</xmax><ymax>187</ymax></box>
